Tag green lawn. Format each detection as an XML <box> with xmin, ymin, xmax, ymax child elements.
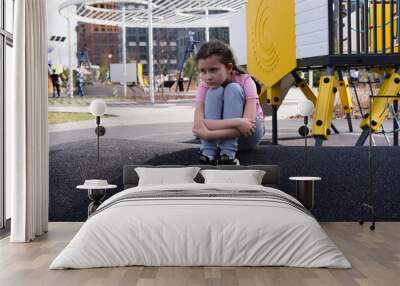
<box><xmin>48</xmin><ymin>96</ymin><xmax>133</xmax><ymax>106</ymax></box>
<box><xmin>48</xmin><ymin>112</ymin><xmax>115</xmax><ymax>124</ymax></box>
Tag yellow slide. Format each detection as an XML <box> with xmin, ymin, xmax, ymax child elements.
<box><xmin>137</xmin><ymin>63</ymin><xmax>149</xmax><ymax>87</ymax></box>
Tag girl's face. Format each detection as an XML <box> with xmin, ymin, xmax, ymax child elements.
<box><xmin>198</xmin><ymin>55</ymin><xmax>233</xmax><ymax>88</ymax></box>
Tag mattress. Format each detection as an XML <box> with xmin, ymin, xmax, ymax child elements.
<box><xmin>50</xmin><ymin>183</ymin><xmax>351</xmax><ymax>269</ymax></box>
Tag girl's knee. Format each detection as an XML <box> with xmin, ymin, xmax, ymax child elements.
<box><xmin>206</xmin><ymin>86</ymin><xmax>224</xmax><ymax>97</ymax></box>
<box><xmin>223</xmin><ymin>83</ymin><xmax>244</xmax><ymax>108</ymax></box>
<box><xmin>224</xmin><ymin>83</ymin><xmax>243</xmax><ymax>95</ymax></box>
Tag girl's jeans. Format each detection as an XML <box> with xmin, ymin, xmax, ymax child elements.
<box><xmin>201</xmin><ymin>83</ymin><xmax>265</xmax><ymax>158</ymax></box>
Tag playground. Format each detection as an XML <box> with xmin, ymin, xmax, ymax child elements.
<box><xmin>48</xmin><ymin>0</ymin><xmax>400</xmax><ymax>226</ymax></box>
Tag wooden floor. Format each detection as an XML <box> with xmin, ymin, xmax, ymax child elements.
<box><xmin>0</xmin><ymin>222</ymin><xmax>399</xmax><ymax>286</ymax></box>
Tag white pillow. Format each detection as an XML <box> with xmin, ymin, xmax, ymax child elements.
<box><xmin>200</xmin><ymin>169</ymin><xmax>266</xmax><ymax>185</ymax></box>
<box><xmin>135</xmin><ymin>167</ymin><xmax>201</xmax><ymax>186</ymax></box>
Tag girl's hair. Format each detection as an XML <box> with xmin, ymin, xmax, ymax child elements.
<box><xmin>194</xmin><ymin>40</ymin><xmax>246</xmax><ymax>74</ymax></box>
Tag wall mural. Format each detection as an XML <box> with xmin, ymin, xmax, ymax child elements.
<box><xmin>47</xmin><ymin>1</ymin><xmax>400</xmax><ymax>223</ymax></box>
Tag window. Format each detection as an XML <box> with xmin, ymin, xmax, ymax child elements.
<box><xmin>5</xmin><ymin>0</ymin><xmax>14</xmax><ymax>33</ymax></box>
<box><xmin>1</xmin><ymin>0</ymin><xmax>14</xmax><ymax>230</ymax></box>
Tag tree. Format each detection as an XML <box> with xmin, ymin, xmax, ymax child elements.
<box><xmin>98</xmin><ymin>54</ymin><xmax>109</xmax><ymax>82</ymax></box>
<box><xmin>183</xmin><ymin>58</ymin><xmax>199</xmax><ymax>85</ymax></box>
<box><xmin>154</xmin><ymin>29</ymin><xmax>171</xmax><ymax>99</ymax></box>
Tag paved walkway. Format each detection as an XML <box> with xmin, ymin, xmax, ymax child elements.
<box><xmin>48</xmin><ymin>103</ymin><xmax>196</xmax><ymax>132</ymax></box>
<box><xmin>48</xmin><ymin>87</ymin><xmax>399</xmax><ymax>147</ymax></box>
<box><xmin>48</xmin><ymin>87</ymin><xmax>308</xmax><ymax>132</ymax></box>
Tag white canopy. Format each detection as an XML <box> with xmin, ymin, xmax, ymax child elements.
<box><xmin>59</xmin><ymin>0</ymin><xmax>246</xmax><ymax>28</ymax></box>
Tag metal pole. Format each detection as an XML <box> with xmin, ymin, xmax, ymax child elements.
<box><xmin>148</xmin><ymin>0</ymin><xmax>155</xmax><ymax>103</ymax></box>
<box><xmin>122</xmin><ymin>5</ymin><xmax>127</xmax><ymax>97</ymax></box>
<box><xmin>205</xmin><ymin>8</ymin><xmax>210</xmax><ymax>41</ymax></box>
<box><xmin>97</xmin><ymin>117</ymin><xmax>100</xmax><ymax>161</ymax></box>
<box><xmin>394</xmin><ymin>100</ymin><xmax>399</xmax><ymax>146</ymax></box>
<box><xmin>68</xmin><ymin>18</ymin><xmax>74</xmax><ymax>97</ymax></box>
<box><xmin>272</xmin><ymin>106</ymin><xmax>278</xmax><ymax>145</ymax></box>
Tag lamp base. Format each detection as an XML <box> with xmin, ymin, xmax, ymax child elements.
<box><xmin>95</xmin><ymin>126</ymin><xmax>106</xmax><ymax>136</ymax></box>
<box><xmin>298</xmin><ymin>125</ymin><xmax>310</xmax><ymax>137</ymax></box>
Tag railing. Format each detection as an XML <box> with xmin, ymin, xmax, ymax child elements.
<box><xmin>330</xmin><ymin>0</ymin><xmax>400</xmax><ymax>55</ymax></box>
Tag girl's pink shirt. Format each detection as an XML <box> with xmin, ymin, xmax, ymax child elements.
<box><xmin>196</xmin><ymin>73</ymin><xmax>264</xmax><ymax>122</ymax></box>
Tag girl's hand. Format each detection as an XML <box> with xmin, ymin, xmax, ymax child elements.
<box><xmin>192</xmin><ymin>120</ymin><xmax>209</xmax><ymax>140</ymax></box>
<box><xmin>237</xmin><ymin>118</ymin><xmax>256</xmax><ymax>137</ymax></box>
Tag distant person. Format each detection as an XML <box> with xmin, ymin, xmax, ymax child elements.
<box><xmin>50</xmin><ymin>69</ymin><xmax>61</xmax><ymax>98</ymax></box>
<box><xmin>350</xmin><ymin>69</ymin><xmax>359</xmax><ymax>82</ymax></box>
<box><xmin>192</xmin><ymin>40</ymin><xmax>265</xmax><ymax>165</ymax></box>
<box><xmin>76</xmin><ymin>69</ymin><xmax>84</xmax><ymax>96</ymax></box>
<box><xmin>77</xmin><ymin>45</ymin><xmax>91</xmax><ymax>67</ymax></box>
<box><xmin>178</xmin><ymin>77</ymin><xmax>184</xmax><ymax>92</ymax></box>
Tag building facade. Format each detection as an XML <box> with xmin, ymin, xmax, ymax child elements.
<box><xmin>76</xmin><ymin>22</ymin><xmax>120</xmax><ymax>67</ymax></box>
<box><xmin>126</xmin><ymin>27</ymin><xmax>229</xmax><ymax>75</ymax></box>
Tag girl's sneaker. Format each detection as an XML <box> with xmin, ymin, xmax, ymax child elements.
<box><xmin>199</xmin><ymin>152</ymin><xmax>218</xmax><ymax>166</ymax></box>
<box><xmin>217</xmin><ymin>154</ymin><xmax>240</xmax><ymax>165</ymax></box>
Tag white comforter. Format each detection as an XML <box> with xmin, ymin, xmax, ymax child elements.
<box><xmin>50</xmin><ymin>183</ymin><xmax>351</xmax><ymax>269</ymax></box>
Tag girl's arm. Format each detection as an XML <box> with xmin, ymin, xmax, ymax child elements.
<box><xmin>203</xmin><ymin>118</ymin><xmax>241</xmax><ymax>130</ymax></box>
<box><xmin>193</xmin><ymin>102</ymin><xmax>205</xmax><ymax>129</ymax></box>
<box><xmin>202</xmin><ymin>128</ymin><xmax>242</xmax><ymax>141</ymax></box>
<box><xmin>243</xmin><ymin>98</ymin><xmax>257</xmax><ymax>121</ymax></box>
<box><xmin>193</xmin><ymin>122</ymin><xmax>242</xmax><ymax>141</ymax></box>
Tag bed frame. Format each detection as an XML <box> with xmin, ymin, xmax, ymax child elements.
<box><xmin>123</xmin><ymin>165</ymin><xmax>280</xmax><ymax>190</ymax></box>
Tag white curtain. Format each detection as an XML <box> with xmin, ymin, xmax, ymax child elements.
<box><xmin>9</xmin><ymin>0</ymin><xmax>49</xmax><ymax>242</ymax></box>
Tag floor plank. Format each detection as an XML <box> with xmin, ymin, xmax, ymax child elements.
<box><xmin>0</xmin><ymin>222</ymin><xmax>399</xmax><ymax>286</ymax></box>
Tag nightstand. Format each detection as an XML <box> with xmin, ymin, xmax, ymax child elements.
<box><xmin>77</xmin><ymin>182</ymin><xmax>117</xmax><ymax>217</ymax></box>
<box><xmin>289</xmin><ymin>177</ymin><xmax>321</xmax><ymax>210</ymax></box>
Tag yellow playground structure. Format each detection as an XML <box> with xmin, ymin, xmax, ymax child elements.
<box><xmin>137</xmin><ymin>63</ymin><xmax>149</xmax><ymax>87</ymax></box>
<box><xmin>248</xmin><ymin>0</ymin><xmax>400</xmax><ymax>146</ymax></box>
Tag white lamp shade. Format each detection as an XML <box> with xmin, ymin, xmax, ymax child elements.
<box><xmin>90</xmin><ymin>99</ymin><xmax>107</xmax><ymax>116</ymax></box>
<box><xmin>298</xmin><ymin>99</ymin><xmax>314</xmax><ymax>116</ymax></box>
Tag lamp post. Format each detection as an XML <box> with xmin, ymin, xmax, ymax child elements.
<box><xmin>108</xmin><ymin>53</ymin><xmax>113</xmax><ymax>81</ymax></box>
<box><xmin>298</xmin><ymin>99</ymin><xmax>315</xmax><ymax>169</ymax></box>
<box><xmin>90</xmin><ymin>99</ymin><xmax>107</xmax><ymax>161</ymax></box>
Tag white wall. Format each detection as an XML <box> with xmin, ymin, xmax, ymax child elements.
<box><xmin>47</xmin><ymin>0</ymin><xmax>77</xmax><ymax>68</ymax></box>
<box><xmin>229</xmin><ymin>7</ymin><xmax>247</xmax><ymax>66</ymax></box>
<box><xmin>295</xmin><ymin>0</ymin><xmax>329</xmax><ymax>59</ymax></box>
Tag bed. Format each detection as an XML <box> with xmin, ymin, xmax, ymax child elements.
<box><xmin>50</xmin><ymin>165</ymin><xmax>350</xmax><ymax>269</ymax></box>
